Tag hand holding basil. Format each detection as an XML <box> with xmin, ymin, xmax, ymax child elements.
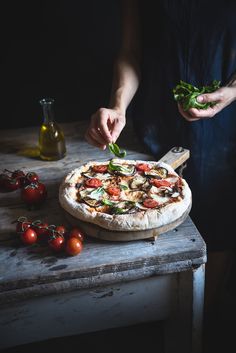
<box><xmin>173</xmin><ymin>80</ymin><xmax>221</xmax><ymax>111</ymax></box>
<box><xmin>108</xmin><ymin>143</ymin><xmax>126</xmax><ymax>158</ymax></box>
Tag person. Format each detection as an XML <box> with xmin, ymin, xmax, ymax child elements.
<box><xmin>85</xmin><ymin>0</ymin><xmax>236</xmax><ymax>328</ymax></box>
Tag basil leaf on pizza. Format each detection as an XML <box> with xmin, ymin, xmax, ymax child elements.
<box><xmin>59</xmin><ymin>159</ymin><xmax>192</xmax><ymax>231</ymax></box>
<box><xmin>108</xmin><ymin>143</ymin><xmax>127</xmax><ymax>158</ymax></box>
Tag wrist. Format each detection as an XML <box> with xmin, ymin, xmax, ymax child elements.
<box><xmin>109</xmin><ymin>93</ymin><xmax>127</xmax><ymax>116</ymax></box>
<box><xmin>228</xmin><ymin>84</ymin><xmax>236</xmax><ymax>101</ymax></box>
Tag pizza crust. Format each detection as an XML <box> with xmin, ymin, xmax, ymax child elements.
<box><xmin>59</xmin><ymin>159</ymin><xmax>192</xmax><ymax>231</ymax></box>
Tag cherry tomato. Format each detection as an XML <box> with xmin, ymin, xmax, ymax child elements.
<box><xmin>143</xmin><ymin>198</ymin><xmax>159</xmax><ymax>208</ymax></box>
<box><xmin>150</xmin><ymin>179</ymin><xmax>171</xmax><ymax>188</ymax></box>
<box><xmin>65</xmin><ymin>237</ymin><xmax>83</xmax><ymax>256</ymax></box>
<box><xmin>20</xmin><ymin>228</ymin><xmax>38</xmax><ymax>245</ymax></box>
<box><xmin>69</xmin><ymin>227</ymin><xmax>84</xmax><ymax>242</ymax></box>
<box><xmin>48</xmin><ymin>236</ymin><xmax>65</xmax><ymax>252</ymax></box>
<box><xmin>136</xmin><ymin>163</ymin><xmax>151</xmax><ymax>172</ymax></box>
<box><xmin>21</xmin><ymin>182</ymin><xmax>47</xmax><ymax>206</ymax></box>
<box><xmin>31</xmin><ymin>220</ymin><xmax>49</xmax><ymax>237</ymax></box>
<box><xmin>92</xmin><ymin>165</ymin><xmax>108</xmax><ymax>173</ymax></box>
<box><xmin>16</xmin><ymin>217</ymin><xmax>32</xmax><ymax>233</ymax></box>
<box><xmin>4</xmin><ymin>177</ymin><xmax>21</xmax><ymax>191</ymax></box>
<box><xmin>11</xmin><ymin>169</ymin><xmax>25</xmax><ymax>179</ymax></box>
<box><xmin>55</xmin><ymin>225</ymin><xmax>67</xmax><ymax>236</ymax></box>
<box><xmin>85</xmin><ymin>178</ymin><xmax>102</xmax><ymax>188</ymax></box>
<box><xmin>106</xmin><ymin>186</ymin><xmax>121</xmax><ymax>196</ymax></box>
<box><xmin>6</xmin><ymin>170</ymin><xmax>26</xmax><ymax>188</ymax></box>
<box><xmin>24</xmin><ymin>172</ymin><xmax>39</xmax><ymax>185</ymax></box>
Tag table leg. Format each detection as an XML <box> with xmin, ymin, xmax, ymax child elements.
<box><xmin>164</xmin><ymin>264</ymin><xmax>205</xmax><ymax>353</ymax></box>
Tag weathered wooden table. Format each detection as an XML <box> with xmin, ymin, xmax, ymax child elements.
<box><xmin>0</xmin><ymin>121</ymin><xmax>206</xmax><ymax>353</ymax></box>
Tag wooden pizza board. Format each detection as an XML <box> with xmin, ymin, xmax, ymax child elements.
<box><xmin>65</xmin><ymin>147</ymin><xmax>191</xmax><ymax>242</ymax></box>
<box><xmin>65</xmin><ymin>202</ymin><xmax>192</xmax><ymax>241</ymax></box>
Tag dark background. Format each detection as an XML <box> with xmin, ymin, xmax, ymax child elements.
<box><xmin>0</xmin><ymin>0</ymin><xmax>121</xmax><ymax>129</ymax></box>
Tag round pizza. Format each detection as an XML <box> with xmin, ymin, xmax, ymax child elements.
<box><xmin>59</xmin><ymin>158</ymin><xmax>192</xmax><ymax>231</ymax></box>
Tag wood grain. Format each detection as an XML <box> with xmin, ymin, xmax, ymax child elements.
<box><xmin>0</xmin><ymin>121</ymin><xmax>206</xmax><ymax>304</ymax></box>
<box><xmin>159</xmin><ymin>147</ymin><xmax>190</xmax><ymax>170</ymax></box>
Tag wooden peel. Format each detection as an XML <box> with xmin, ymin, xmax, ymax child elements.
<box><xmin>65</xmin><ymin>147</ymin><xmax>191</xmax><ymax>242</ymax></box>
<box><xmin>158</xmin><ymin>147</ymin><xmax>190</xmax><ymax>170</ymax></box>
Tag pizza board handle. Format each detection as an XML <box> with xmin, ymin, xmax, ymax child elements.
<box><xmin>158</xmin><ymin>147</ymin><xmax>190</xmax><ymax>170</ymax></box>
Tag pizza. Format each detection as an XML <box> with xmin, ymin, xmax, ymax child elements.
<box><xmin>59</xmin><ymin>158</ymin><xmax>192</xmax><ymax>231</ymax></box>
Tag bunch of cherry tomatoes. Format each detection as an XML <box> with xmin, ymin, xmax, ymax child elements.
<box><xmin>16</xmin><ymin>216</ymin><xmax>84</xmax><ymax>256</ymax></box>
<box><xmin>0</xmin><ymin>169</ymin><xmax>47</xmax><ymax>207</ymax></box>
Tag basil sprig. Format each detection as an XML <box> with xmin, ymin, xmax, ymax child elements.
<box><xmin>108</xmin><ymin>143</ymin><xmax>126</xmax><ymax>158</ymax></box>
<box><xmin>108</xmin><ymin>160</ymin><xmax>134</xmax><ymax>174</ymax></box>
<box><xmin>173</xmin><ymin>80</ymin><xmax>221</xmax><ymax>111</ymax></box>
<box><xmin>89</xmin><ymin>187</ymin><xmax>104</xmax><ymax>200</ymax></box>
<box><xmin>102</xmin><ymin>199</ymin><xmax>116</xmax><ymax>206</ymax></box>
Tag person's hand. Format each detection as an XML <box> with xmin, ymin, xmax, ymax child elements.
<box><xmin>85</xmin><ymin>108</ymin><xmax>126</xmax><ymax>150</ymax></box>
<box><xmin>178</xmin><ymin>86</ymin><xmax>236</xmax><ymax>121</ymax></box>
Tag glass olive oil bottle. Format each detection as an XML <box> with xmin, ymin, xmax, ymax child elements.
<box><xmin>39</xmin><ymin>98</ymin><xmax>66</xmax><ymax>161</ymax></box>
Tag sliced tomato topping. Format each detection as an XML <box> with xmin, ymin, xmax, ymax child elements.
<box><xmin>150</xmin><ymin>179</ymin><xmax>171</xmax><ymax>188</ymax></box>
<box><xmin>136</xmin><ymin>163</ymin><xmax>151</xmax><ymax>172</ymax></box>
<box><xmin>143</xmin><ymin>198</ymin><xmax>159</xmax><ymax>208</ymax></box>
<box><xmin>106</xmin><ymin>186</ymin><xmax>121</xmax><ymax>196</ymax></box>
<box><xmin>175</xmin><ymin>177</ymin><xmax>183</xmax><ymax>188</ymax></box>
<box><xmin>92</xmin><ymin>165</ymin><xmax>108</xmax><ymax>173</ymax></box>
<box><xmin>85</xmin><ymin>178</ymin><xmax>102</xmax><ymax>188</ymax></box>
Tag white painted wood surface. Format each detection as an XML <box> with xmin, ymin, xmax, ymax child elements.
<box><xmin>0</xmin><ymin>121</ymin><xmax>207</xmax><ymax>352</ymax></box>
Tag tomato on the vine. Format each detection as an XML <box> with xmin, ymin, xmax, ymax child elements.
<box><xmin>21</xmin><ymin>182</ymin><xmax>47</xmax><ymax>206</ymax></box>
<box><xmin>11</xmin><ymin>169</ymin><xmax>25</xmax><ymax>178</ymax></box>
<box><xmin>16</xmin><ymin>217</ymin><xmax>32</xmax><ymax>233</ymax></box>
<box><xmin>20</xmin><ymin>228</ymin><xmax>38</xmax><ymax>245</ymax></box>
<box><xmin>24</xmin><ymin>172</ymin><xmax>39</xmax><ymax>185</ymax></box>
<box><xmin>69</xmin><ymin>227</ymin><xmax>84</xmax><ymax>242</ymax></box>
<box><xmin>55</xmin><ymin>225</ymin><xmax>67</xmax><ymax>236</ymax></box>
<box><xmin>3</xmin><ymin>177</ymin><xmax>21</xmax><ymax>192</ymax></box>
<box><xmin>65</xmin><ymin>237</ymin><xmax>83</xmax><ymax>256</ymax></box>
<box><xmin>48</xmin><ymin>235</ymin><xmax>65</xmax><ymax>252</ymax></box>
<box><xmin>31</xmin><ymin>220</ymin><xmax>49</xmax><ymax>237</ymax></box>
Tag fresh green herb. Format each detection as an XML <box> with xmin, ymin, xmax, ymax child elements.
<box><xmin>110</xmin><ymin>207</ymin><xmax>125</xmax><ymax>214</ymax></box>
<box><xmin>89</xmin><ymin>187</ymin><xmax>104</xmax><ymax>200</ymax></box>
<box><xmin>108</xmin><ymin>160</ymin><xmax>133</xmax><ymax>174</ymax></box>
<box><xmin>108</xmin><ymin>143</ymin><xmax>126</xmax><ymax>158</ymax></box>
<box><xmin>119</xmin><ymin>184</ymin><xmax>128</xmax><ymax>190</ymax></box>
<box><xmin>173</xmin><ymin>80</ymin><xmax>221</xmax><ymax>111</ymax></box>
<box><xmin>102</xmin><ymin>199</ymin><xmax>115</xmax><ymax>206</ymax></box>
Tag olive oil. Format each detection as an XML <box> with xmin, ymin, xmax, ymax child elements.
<box><xmin>38</xmin><ymin>98</ymin><xmax>66</xmax><ymax>161</ymax></box>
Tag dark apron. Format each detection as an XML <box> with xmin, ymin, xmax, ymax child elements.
<box><xmin>132</xmin><ymin>0</ymin><xmax>236</xmax><ymax>251</ymax></box>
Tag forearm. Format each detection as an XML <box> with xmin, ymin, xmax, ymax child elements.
<box><xmin>109</xmin><ymin>0</ymin><xmax>140</xmax><ymax>115</ymax></box>
<box><xmin>109</xmin><ymin>53</ymin><xmax>141</xmax><ymax>115</ymax></box>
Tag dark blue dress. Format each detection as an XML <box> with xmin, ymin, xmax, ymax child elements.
<box><xmin>132</xmin><ymin>0</ymin><xmax>236</xmax><ymax>251</ymax></box>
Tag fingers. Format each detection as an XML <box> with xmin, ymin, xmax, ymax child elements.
<box><xmin>84</xmin><ymin>129</ymin><xmax>106</xmax><ymax>150</ymax></box>
<box><xmin>178</xmin><ymin>104</ymin><xmax>200</xmax><ymax>121</ymax></box>
<box><xmin>85</xmin><ymin>112</ymin><xmax>107</xmax><ymax>149</ymax></box>
<box><xmin>178</xmin><ymin>101</ymin><xmax>220</xmax><ymax>121</ymax></box>
<box><xmin>98</xmin><ymin>109</ymin><xmax>113</xmax><ymax>143</ymax></box>
<box><xmin>85</xmin><ymin>108</ymin><xmax>126</xmax><ymax>149</ymax></box>
<box><xmin>85</xmin><ymin>109</ymin><xmax>111</xmax><ymax>149</ymax></box>
<box><xmin>110</xmin><ymin>118</ymin><xmax>126</xmax><ymax>142</ymax></box>
<box><xmin>188</xmin><ymin>105</ymin><xmax>219</xmax><ymax>118</ymax></box>
<box><xmin>196</xmin><ymin>89</ymin><xmax>224</xmax><ymax>105</ymax></box>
